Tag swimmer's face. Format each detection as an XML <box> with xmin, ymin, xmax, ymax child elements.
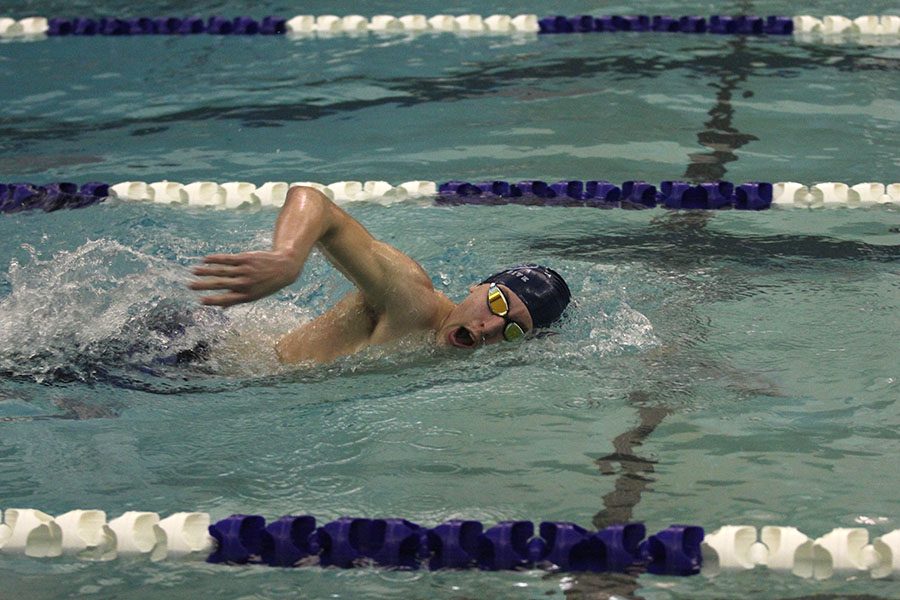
<box><xmin>437</xmin><ymin>283</ymin><xmax>534</xmax><ymax>349</ymax></box>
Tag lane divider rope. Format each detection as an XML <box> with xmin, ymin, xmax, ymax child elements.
<box><xmin>2</xmin><ymin>180</ymin><xmax>898</xmax><ymax>214</ymax></box>
<box><xmin>0</xmin><ymin>15</ymin><xmax>898</xmax><ymax>40</ymax></box>
<box><xmin>1</xmin><ymin>509</ymin><xmax>898</xmax><ymax>578</ymax></box>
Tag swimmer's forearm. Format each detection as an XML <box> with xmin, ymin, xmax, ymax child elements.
<box><xmin>190</xmin><ymin>187</ymin><xmax>349</xmax><ymax>307</ymax></box>
<box><xmin>192</xmin><ymin>185</ymin><xmax>420</xmax><ymax>308</ymax></box>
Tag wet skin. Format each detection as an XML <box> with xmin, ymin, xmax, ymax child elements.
<box><xmin>190</xmin><ymin>186</ymin><xmax>535</xmax><ymax>363</ymax></box>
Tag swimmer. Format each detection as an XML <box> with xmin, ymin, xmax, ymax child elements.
<box><xmin>189</xmin><ymin>186</ymin><xmax>570</xmax><ymax>363</ymax></box>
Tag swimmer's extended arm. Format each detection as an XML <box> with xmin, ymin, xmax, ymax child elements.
<box><xmin>190</xmin><ymin>186</ymin><xmax>431</xmax><ymax>309</ymax></box>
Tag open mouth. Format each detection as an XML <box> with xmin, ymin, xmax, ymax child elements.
<box><xmin>448</xmin><ymin>326</ymin><xmax>477</xmax><ymax>349</ymax></box>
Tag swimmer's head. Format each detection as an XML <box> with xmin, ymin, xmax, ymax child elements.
<box><xmin>438</xmin><ymin>264</ymin><xmax>571</xmax><ymax>349</ymax></box>
<box><xmin>480</xmin><ymin>264</ymin><xmax>571</xmax><ymax>329</ymax></box>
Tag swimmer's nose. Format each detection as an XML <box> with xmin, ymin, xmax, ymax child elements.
<box><xmin>479</xmin><ymin>315</ymin><xmax>506</xmax><ymax>344</ymax></box>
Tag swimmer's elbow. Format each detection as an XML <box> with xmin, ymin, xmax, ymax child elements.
<box><xmin>286</xmin><ymin>185</ymin><xmax>333</xmax><ymax>207</ymax></box>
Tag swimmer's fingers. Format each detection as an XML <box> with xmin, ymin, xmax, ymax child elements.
<box><xmin>188</xmin><ymin>276</ymin><xmax>251</xmax><ymax>292</ymax></box>
<box><xmin>190</xmin><ymin>250</ymin><xmax>297</xmax><ymax>306</ymax></box>
<box><xmin>192</xmin><ymin>264</ymin><xmax>243</xmax><ymax>277</ymax></box>
<box><xmin>201</xmin><ymin>253</ymin><xmax>248</xmax><ymax>266</ymax></box>
<box><xmin>198</xmin><ymin>292</ymin><xmax>248</xmax><ymax>307</ymax></box>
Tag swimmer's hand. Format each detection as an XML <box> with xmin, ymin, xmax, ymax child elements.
<box><xmin>189</xmin><ymin>250</ymin><xmax>301</xmax><ymax>307</ymax></box>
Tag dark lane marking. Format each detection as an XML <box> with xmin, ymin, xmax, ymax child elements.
<box><xmin>593</xmin><ymin>403</ymin><xmax>670</xmax><ymax>529</ymax></box>
<box><xmin>0</xmin><ymin>35</ymin><xmax>894</xmax><ymax>143</ymax></box>
<box><xmin>575</xmin><ymin>4</ymin><xmax>761</xmax><ymax>596</ymax></box>
<box><xmin>684</xmin><ymin>34</ymin><xmax>758</xmax><ymax>182</ymax></box>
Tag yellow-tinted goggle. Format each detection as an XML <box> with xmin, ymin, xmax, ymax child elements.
<box><xmin>487</xmin><ymin>284</ymin><xmax>527</xmax><ymax>342</ymax></box>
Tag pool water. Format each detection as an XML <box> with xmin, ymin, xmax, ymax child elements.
<box><xmin>1</xmin><ymin>1</ymin><xmax>898</xmax><ymax>598</ymax></box>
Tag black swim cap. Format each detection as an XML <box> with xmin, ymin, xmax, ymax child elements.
<box><xmin>481</xmin><ymin>264</ymin><xmax>571</xmax><ymax>328</ymax></box>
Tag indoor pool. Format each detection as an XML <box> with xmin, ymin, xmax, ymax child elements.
<box><xmin>1</xmin><ymin>1</ymin><xmax>898</xmax><ymax>598</ymax></box>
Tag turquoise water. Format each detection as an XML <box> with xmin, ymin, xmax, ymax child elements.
<box><xmin>1</xmin><ymin>1</ymin><xmax>899</xmax><ymax>598</ymax></box>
